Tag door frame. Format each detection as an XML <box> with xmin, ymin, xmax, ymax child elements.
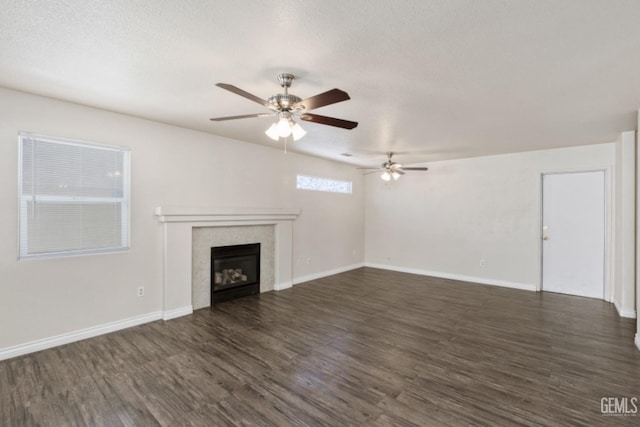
<box><xmin>537</xmin><ymin>168</ymin><xmax>614</xmax><ymax>302</ymax></box>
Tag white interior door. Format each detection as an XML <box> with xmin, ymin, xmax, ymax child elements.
<box><xmin>541</xmin><ymin>171</ymin><xmax>605</xmax><ymax>299</ymax></box>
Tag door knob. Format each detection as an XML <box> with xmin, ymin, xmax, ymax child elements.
<box><xmin>543</xmin><ymin>235</ymin><xmax>549</xmax><ymax>240</ymax></box>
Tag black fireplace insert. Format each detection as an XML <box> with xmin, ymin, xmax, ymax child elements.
<box><xmin>211</xmin><ymin>243</ymin><xmax>260</xmax><ymax>304</ymax></box>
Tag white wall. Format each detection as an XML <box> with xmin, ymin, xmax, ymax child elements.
<box><xmin>636</xmin><ymin>111</ymin><xmax>640</xmax><ymax>351</ymax></box>
<box><xmin>365</xmin><ymin>143</ymin><xmax>620</xmax><ymax>294</ymax></box>
<box><xmin>614</xmin><ymin>131</ymin><xmax>636</xmax><ymax>318</ymax></box>
<box><xmin>0</xmin><ymin>88</ymin><xmax>364</xmax><ymax>354</ymax></box>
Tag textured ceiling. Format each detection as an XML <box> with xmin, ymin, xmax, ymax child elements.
<box><xmin>1</xmin><ymin>0</ymin><xmax>640</xmax><ymax>167</ymax></box>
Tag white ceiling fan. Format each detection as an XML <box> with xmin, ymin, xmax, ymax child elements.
<box><xmin>359</xmin><ymin>152</ymin><xmax>428</xmax><ymax>181</ymax></box>
<box><xmin>210</xmin><ymin>73</ymin><xmax>358</xmax><ymax>142</ymax></box>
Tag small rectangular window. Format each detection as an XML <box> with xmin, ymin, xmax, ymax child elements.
<box><xmin>19</xmin><ymin>133</ymin><xmax>131</xmax><ymax>258</ymax></box>
<box><xmin>296</xmin><ymin>175</ymin><xmax>352</xmax><ymax>194</ymax></box>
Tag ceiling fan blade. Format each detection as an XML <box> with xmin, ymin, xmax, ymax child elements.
<box><xmin>356</xmin><ymin>167</ymin><xmax>381</xmax><ymax>170</ymax></box>
<box><xmin>216</xmin><ymin>83</ymin><xmax>271</xmax><ymax>108</ymax></box>
<box><xmin>300</xmin><ymin>113</ymin><xmax>358</xmax><ymax>129</ymax></box>
<box><xmin>210</xmin><ymin>113</ymin><xmax>272</xmax><ymax>121</ymax></box>
<box><xmin>395</xmin><ymin>170</ymin><xmax>406</xmax><ymax>175</ymax></box>
<box><xmin>294</xmin><ymin>89</ymin><xmax>351</xmax><ymax>111</ymax></box>
<box><xmin>362</xmin><ymin>170</ymin><xmax>383</xmax><ymax>175</ymax></box>
<box><xmin>400</xmin><ymin>167</ymin><xmax>429</xmax><ymax>171</ymax></box>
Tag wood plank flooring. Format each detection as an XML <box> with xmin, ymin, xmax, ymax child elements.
<box><xmin>1</xmin><ymin>267</ymin><xmax>639</xmax><ymax>426</ymax></box>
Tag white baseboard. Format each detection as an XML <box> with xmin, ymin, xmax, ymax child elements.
<box><xmin>614</xmin><ymin>301</ymin><xmax>637</xmax><ymax>319</ymax></box>
<box><xmin>0</xmin><ymin>311</ymin><xmax>162</xmax><ymax>362</ymax></box>
<box><xmin>364</xmin><ymin>262</ymin><xmax>537</xmax><ymax>292</ymax></box>
<box><xmin>273</xmin><ymin>281</ymin><xmax>292</xmax><ymax>291</ymax></box>
<box><xmin>293</xmin><ymin>262</ymin><xmax>365</xmax><ymax>285</ymax></box>
<box><xmin>621</xmin><ymin>310</ymin><xmax>637</xmax><ymax>318</ymax></box>
<box><xmin>615</xmin><ymin>304</ymin><xmax>637</xmax><ymax>319</ymax></box>
<box><xmin>635</xmin><ymin>334</ymin><xmax>640</xmax><ymax>352</ymax></box>
<box><xmin>162</xmin><ymin>305</ymin><xmax>193</xmax><ymax>321</ymax></box>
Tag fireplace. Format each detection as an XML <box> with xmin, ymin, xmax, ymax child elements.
<box><xmin>211</xmin><ymin>243</ymin><xmax>260</xmax><ymax>304</ymax></box>
<box><xmin>155</xmin><ymin>206</ymin><xmax>299</xmax><ymax>319</ymax></box>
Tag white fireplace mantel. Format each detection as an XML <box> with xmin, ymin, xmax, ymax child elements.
<box><xmin>155</xmin><ymin>206</ymin><xmax>301</xmax><ymax>320</ymax></box>
<box><xmin>155</xmin><ymin>206</ymin><xmax>301</xmax><ymax>223</ymax></box>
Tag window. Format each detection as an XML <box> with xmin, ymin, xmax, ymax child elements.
<box><xmin>19</xmin><ymin>133</ymin><xmax>131</xmax><ymax>258</ymax></box>
<box><xmin>296</xmin><ymin>174</ymin><xmax>352</xmax><ymax>194</ymax></box>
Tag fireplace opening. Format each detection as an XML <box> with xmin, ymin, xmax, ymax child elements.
<box><xmin>211</xmin><ymin>243</ymin><xmax>260</xmax><ymax>304</ymax></box>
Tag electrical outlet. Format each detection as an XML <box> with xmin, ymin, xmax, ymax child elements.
<box><xmin>306</xmin><ymin>257</ymin><xmax>311</xmax><ymax>265</ymax></box>
<box><xmin>480</xmin><ymin>259</ymin><xmax>486</xmax><ymax>268</ymax></box>
<box><xmin>137</xmin><ymin>286</ymin><xmax>145</xmax><ymax>297</ymax></box>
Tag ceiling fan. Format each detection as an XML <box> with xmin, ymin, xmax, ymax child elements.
<box><xmin>210</xmin><ymin>73</ymin><xmax>358</xmax><ymax>142</ymax></box>
<box><xmin>359</xmin><ymin>152</ymin><xmax>429</xmax><ymax>181</ymax></box>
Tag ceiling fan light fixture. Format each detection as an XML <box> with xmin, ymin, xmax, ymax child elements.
<box><xmin>266</xmin><ymin>114</ymin><xmax>306</xmax><ymax>141</ymax></box>
<box><xmin>212</xmin><ymin>74</ymin><xmax>357</xmax><ymax>145</ymax></box>
<box><xmin>360</xmin><ymin>152</ymin><xmax>428</xmax><ymax>179</ymax></box>
<box><xmin>277</xmin><ymin>116</ymin><xmax>292</xmax><ymax>137</ymax></box>
<box><xmin>265</xmin><ymin>122</ymin><xmax>280</xmax><ymax>140</ymax></box>
<box><xmin>290</xmin><ymin>121</ymin><xmax>306</xmax><ymax>141</ymax></box>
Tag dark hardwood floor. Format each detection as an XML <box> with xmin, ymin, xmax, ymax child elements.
<box><xmin>1</xmin><ymin>267</ymin><xmax>639</xmax><ymax>426</ymax></box>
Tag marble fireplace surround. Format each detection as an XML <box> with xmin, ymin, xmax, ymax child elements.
<box><xmin>155</xmin><ymin>206</ymin><xmax>301</xmax><ymax>320</ymax></box>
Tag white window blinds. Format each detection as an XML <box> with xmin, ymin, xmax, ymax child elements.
<box><xmin>19</xmin><ymin>133</ymin><xmax>131</xmax><ymax>258</ymax></box>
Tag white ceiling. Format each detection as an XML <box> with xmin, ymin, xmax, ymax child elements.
<box><xmin>2</xmin><ymin>0</ymin><xmax>640</xmax><ymax>167</ymax></box>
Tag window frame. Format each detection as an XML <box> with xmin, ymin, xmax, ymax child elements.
<box><xmin>18</xmin><ymin>133</ymin><xmax>131</xmax><ymax>259</ymax></box>
<box><xmin>296</xmin><ymin>174</ymin><xmax>353</xmax><ymax>194</ymax></box>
